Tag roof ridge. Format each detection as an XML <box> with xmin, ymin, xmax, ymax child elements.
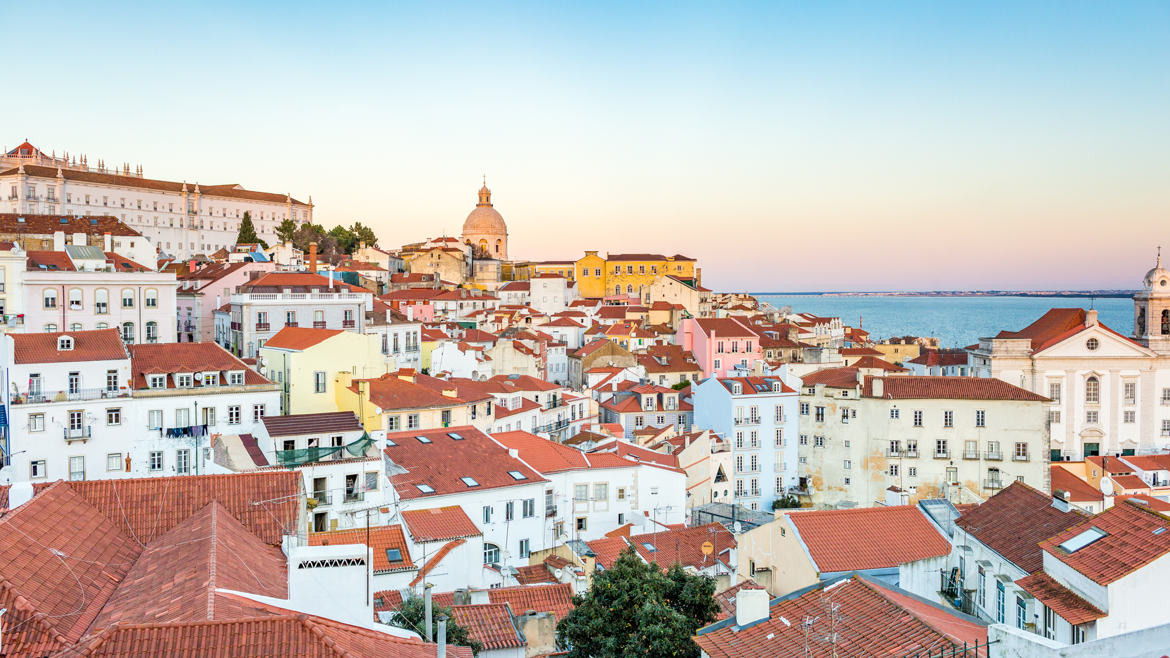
<box><xmin>852</xmin><ymin>577</ymin><xmax>968</xmax><ymax>651</ymax></box>
<box><xmin>206</xmin><ymin>503</ymin><xmax>218</xmax><ymax>620</ymax></box>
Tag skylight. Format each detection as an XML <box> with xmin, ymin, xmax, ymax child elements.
<box><xmin>416</xmin><ymin>435</ymin><xmax>432</xmax><ymax>444</ymax></box>
<box><xmin>386</xmin><ymin>439</ymin><xmax>397</xmax><ymax>447</ymax></box>
<box><xmin>385</xmin><ymin>548</ymin><xmax>403</xmax><ymax>563</ymax></box>
<box><xmin>642</xmin><ymin>542</ymin><xmax>657</xmax><ymax>552</ymax></box>
<box><xmin>1058</xmin><ymin>527</ymin><xmax>1107</xmax><ymax>553</ymax></box>
<box><xmin>508</xmin><ymin>471</ymin><xmax>527</xmax><ymax>480</ymax></box>
<box><xmin>415</xmin><ymin>484</ymin><xmax>435</xmax><ymax>493</ymax></box>
<box><xmin>448</xmin><ymin>432</ymin><xmax>464</xmax><ymax>440</ymax></box>
<box><xmin>461</xmin><ymin>477</ymin><xmax>480</xmax><ymax>487</ymax></box>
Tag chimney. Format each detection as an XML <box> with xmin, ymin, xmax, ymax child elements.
<box><xmin>103</xmin><ymin>231</ymin><xmax>112</xmax><ymax>252</ymax></box>
<box><xmin>6</xmin><ymin>482</ymin><xmax>34</xmax><ymax>510</ymax></box>
<box><xmin>73</xmin><ymin>231</ymin><xmax>86</xmax><ymax>246</ymax></box>
<box><xmin>329</xmin><ymin>265</ymin><xmax>334</xmax><ymax>289</ymax></box>
<box><xmin>188</xmin><ymin>259</ymin><xmax>197</xmax><ymax>273</ymax></box>
<box><xmin>870</xmin><ymin>377</ymin><xmax>883</xmax><ymax>397</ymax></box>
<box><xmin>1086</xmin><ymin>309</ymin><xmax>1098</xmax><ymax>327</ymax></box>
<box><xmin>735</xmin><ymin>588</ymin><xmax>769</xmax><ymax>627</ymax></box>
<box><xmin>53</xmin><ymin>230</ymin><xmax>65</xmax><ymax>251</ymax></box>
<box><xmin>308</xmin><ymin>241</ymin><xmax>318</xmax><ymax>274</ymax></box>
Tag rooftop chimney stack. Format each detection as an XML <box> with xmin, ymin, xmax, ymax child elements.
<box><xmin>735</xmin><ymin>588</ymin><xmax>769</xmax><ymax>627</ymax></box>
<box><xmin>1086</xmin><ymin>309</ymin><xmax>1099</xmax><ymax>327</ymax></box>
<box><xmin>308</xmin><ymin>241</ymin><xmax>318</xmax><ymax>274</ymax></box>
<box><xmin>103</xmin><ymin>232</ymin><xmax>112</xmax><ymax>252</ymax></box>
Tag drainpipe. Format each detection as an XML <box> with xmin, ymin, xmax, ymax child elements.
<box><xmin>436</xmin><ymin>615</ymin><xmax>447</xmax><ymax>657</ymax></box>
<box><xmin>424</xmin><ymin>583</ymin><xmax>434</xmax><ymax>642</ymax></box>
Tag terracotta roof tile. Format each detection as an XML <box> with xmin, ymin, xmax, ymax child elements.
<box><xmin>585</xmin><ymin>536</ymin><xmax>630</xmax><ymax>569</ymax></box>
<box><xmin>262</xmin><ymin>326</ymin><xmax>345</xmax><ymax>350</ymax></box>
<box><xmin>384</xmin><ymin>426</ymin><xmax>546</xmax><ymax>500</ymax></box>
<box><xmin>632</xmin><ymin>523</ymin><xmax>735</xmax><ymax>571</ymax></box>
<box><xmin>786</xmin><ymin>506</ymin><xmax>951</xmax><ymax>572</ymax></box>
<box><xmin>955</xmin><ymin>481</ymin><xmax>1086</xmax><ymax>573</ymax></box>
<box><xmin>800</xmin><ymin>366</ymin><xmax>862</xmax><ymax>388</ymax></box>
<box><xmin>410</xmin><ymin>539</ymin><xmax>467</xmax><ymax>587</ymax></box>
<box><xmin>1040</xmin><ymin>498</ymin><xmax>1170</xmax><ymax>585</ymax></box>
<box><xmin>0</xmin><ymin>212</ymin><xmax>140</xmax><ymax>236</ymax></box>
<box><xmin>450</xmin><ymin>603</ymin><xmax>525</xmax><ymax>650</ymax></box>
<box><xmin>309</xmin><ymin>525</ymin><xmax>416</xmax><ymax>573</ymax></box>
<box><xmin>261</xmin><ymin>411</ymin><xmax>363</xmax><ymax>437</ymax></box>
<box><xmin>864</xmin><ymin>376</ymin><xmax>1049</xmax><ymax>401</ymax></box>
<box><xmin>694</xmin><ymin>317</ymin><xmax>756</xmax><ymax>337</ymax></box>
<box><xmin>241</xmin><ymin>272</ymin><xmax>367</xmax><ymax>294</ymax></box>
<box><xmin>129</xmin><ymin>342</ymin><xmax>270</xmax><ymax>389</ymax></box>
<box><xmin>514</xmin><ymin>564</ymin><xmax>558</xmax><ymax>585</ymax></box>
<box><xmin>492</xmin><ymin>431</ymin><xmax>635</xmax><ymax>473</ymax></box>
<box><xmin>713</xmin><ymin>580</ymin><xmax>766</xmax><ymax>620</ymax></box>
<box><xmin>1050</xmin><ymin>467</ymin><xmax>1103</xmax><ymax>503</ymax></box>
<box><xmin>11</xmin><ymin>327</ymin><xmax>128</xmax><ymax>364</ymax></box>
<box><xmin>1015</xmin><ymin>572</ymin><xmax>1105</xmax><ymax>625</ymax></box>
<box><xmin>401</xmin><ymin>506</ymin><xmax>482</xmax><ymax>542</ymax></box>
<box><xmin>488</xmin><ymin>583</ymin><xmax>574</xmax><ymax>621</ymax></box>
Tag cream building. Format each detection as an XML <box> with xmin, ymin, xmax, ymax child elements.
<box><xmin>461</xmin><ymin>181</ymin><xmax>508</xmax><ymax>260</ymax></box>
<box><xmin>640</xmin><ymin>274</ymin><xmax>712</xmax><ymax>319</ymax></box>
<box><xmin>259</xmin><ymin>327</ymin><xmax>388</xmax><ymax>415</ymax></box>
<box><xmin>970</xmin><ymin>256</ymin><xmax>1170</xmax><ymax>460</ymax></box>
<box><xmin>797</xmin><ymin>369</ymin><xmax>1051</xmax><ymax>507</ymax></box>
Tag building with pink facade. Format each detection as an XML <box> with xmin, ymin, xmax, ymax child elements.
<box><xmin>176</xmin><ymin>261</ymin><xmax>273</xmax><ymax>342</ymax></box>
<box><xmin>676</xmin><ymin>317</ymin><xmax>762</xmax><ymax>378</ymax></box>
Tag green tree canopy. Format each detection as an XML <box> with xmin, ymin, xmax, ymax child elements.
<box><xmin>349</xmin><ymin>221</ymin><xmax>378</xmax><ymax>248</ymax></box>
<box><xmin>235</xmin><ymin>211</ymin><xmax>266</xmax><ymax>249</ymax></box>
<box><xmin>386</xmin><ymin>595</ymin><xmax>483</xmax><ymax>656</ymax></box>
<box><xmin>556</xmin><ymin>545</ymin><xmax>718</xmax><ymax>657</ymax></box>
<box><xmin>275</xmin><ymin>218</ymin><xmax>297</xmax><ymax>244</ymax></box>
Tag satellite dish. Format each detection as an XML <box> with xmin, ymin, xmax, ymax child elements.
<box><xmin>553</xmin><ymin>568</ymin><xmax>563</xmax><ymax>579</ymax></box>
<box><xmin>732</xmin><ymin>521</ymin><xmax>742</xmax><ymax>534</ymax></box>
<box><xmin>1100</xmin><ymin>478</ymin><xmax>1115</xmax><ymax>496</ymax></box>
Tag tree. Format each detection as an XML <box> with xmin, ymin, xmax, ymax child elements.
<box><xmin>556</xmin><ymin>546</ymin><xmax>718</xmax><ymax>657</ymax></box>
<box><xmin>386</xmin><ymin>595</ymin><xmax>483</xmax><ymax>655</ymax></box>
<box><xmin>275</xmin><ymin>218</ymin><xmax>297</xmax><ymax>244</ymax></box>
<box><xmin>772</xmin><ymin>495</ymin><xmax>801</xmax><ymax>510</ymax></box>
<box><xmin>328</xmin><ymin>224</ymin><xmax>357</xmax><ymax>254</ymax></box>
<box><xmin>349</xmin><ymin>221</ymin><xmax>378</xmax><ymax>248</ymax></box>
<box><xmin>236</xmin><ymin>211</ymin><xmax>260</xmax><ymax>246</ymax></box>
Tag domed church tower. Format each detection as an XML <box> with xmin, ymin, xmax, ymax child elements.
<box><xmin>1134</xmin><ymin>247</ymin><xmax>1170</xmax><ymax>354</ymax></box>
<box><xmin>461</xmin><ymin>180</ymin><xmax>509</xmax><ymax>260</ymax></box>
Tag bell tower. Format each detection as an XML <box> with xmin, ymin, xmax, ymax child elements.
<box><xmin>1134</xmin><ymin>247</ymin><xmax>1170</xmax><ymax>354</ymax></box>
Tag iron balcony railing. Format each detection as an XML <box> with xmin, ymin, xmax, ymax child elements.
<box><xmin>64</xmin><ymin>425</ymin><xmax>92</xmax><ymax>441</ymax></box>
<box><xmin>13</xmin><ymin>388</ymin><xmax>129</xmax><ymax>405</ymax></box>
<box><xmin>985</xmin><ymin>449</ymin><xmax>1003</xmax><ymax>461</ymax></box>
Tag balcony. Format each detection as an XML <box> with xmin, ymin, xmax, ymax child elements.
<box><xmin>314</xmin><ymin>321</ymin><xmax>327</xmax><ymax>329</ymax></box>
<box><xmin>12</xmin><ymin>387</ymin><xmax>130</xmax><ymax>405</ymax></box>
<box><xmin>886</xmin><ymin>449</ymin><xmax>902</xmax><ymax>458</ymax></box>
<box><xmin>905</xmin><ymin>448</ymin><xmax>919</xmax><ymax>458</ymax></box>
<box><xmin>255</xmin><ymin>322</ymin><xmax>270</xmax><ymax>331</ymax></box>
<box><xmin>1013</xmin><ymin>452</ymin><xmax>1029</xmax><ymax>462</ymax></box>
<box><xmin>983</xmin><ymin>479</ymin><xmax>1004</xmax><ymax>490</ymax></box>
<box><xmin>344</xmin><ymin>490</ymin><xmax>365</xmax><ymax>503</ymax></box>
<box><xmin>342</xmin><ymin>320</ymin><xmax>355</xmax><ymax>328</ymax></box>
<box><xmin>311</xmin><ymin>492</ymin><xmax>333</xmax><ymax>506</ymax></box>
<box><xmin>963</xmin><ymin>450</ymin><xmax>979</xmax><ymax>460</ymax></box>
<box><xmin>985</xmin><ymin>449</ymin><xmax>1003</xmax><ymax>461</ymax></box>
<box><xmin>546</xmin><ymin>506</ymin><xmax>558</xmax><ymax>518</ymax></box>
<box><xmin>934</xmin><ymin>450</ymin><xmax>950</xmax><ymax>459</ymax></box>
<box><xmin>64</xmin><ymin>425</ymin><xmax>92</xmax><ymax>441</ymax></box>
<box><xmin>285</xmin><ymin>321</ymin><xmax>298</xmax><ymax>328</ymax></box>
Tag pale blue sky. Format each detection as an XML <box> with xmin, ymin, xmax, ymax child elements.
<box><xmin>4</xmin><ymin>1</ymin><xmax>1168</xmax><ymax>290</ymax></box>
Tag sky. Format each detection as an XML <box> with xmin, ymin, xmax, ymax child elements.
<box><xmin>4</xmin><ymin>1</ymin><xmax>1168</xmax><ymax>292</ymax></box>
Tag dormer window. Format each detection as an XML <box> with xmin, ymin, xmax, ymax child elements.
<box><xmin>175</xmin><ymin>373</ymin><xmax>194</xmax><ymax>388</ymax></box>
<box><xmin>227</xmin><ymin>371</ymin><xmax>245</xmax><ymax>386</ymax></box>
<box><xmin>202</xmin><ymin>372</ymin><xmax>218</xmax><ymax>387</ymax></box>
<box><xmin>732</xmin><ymin>383</ymin><xmax>742</xmax><ymax>395</ymax></box>
<box><xmin>147</xmin><ymin>374</ymin><xmax>166</xmax><ymax>389</ymax></box>
<box><xmin>772</xmin><ymin>382</ymin><xmax>782</xmax><ymax>392</ymax></box>
<box><xmin>57</xmin><ymin>336</ymin><xmax>74</xmax><ymax>351</ymax></box>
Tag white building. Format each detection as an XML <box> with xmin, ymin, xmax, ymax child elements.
<box><xmin>1</xmin><ymin>141</ymin><xmax>312</xmax><ymax>258</ymax></box>
<box><xmin>692</xmin><ymin>374</ymin><xmax>801</xmax><ymax>511</ymax></box>
<box><xmin>1</xmin><ymin>329</ymin><xmax>278</xmax><ymax>484</ymax></box>
<box><xmin>529</xmin><ymin>274</ymin><xmax>578</xmax><ymax>315</ymax></box>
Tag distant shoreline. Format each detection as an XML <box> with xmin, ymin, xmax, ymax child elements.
<box><xmin>752</xmin><ymin>291</ymin><xmax>1135</xmax><ymax>299</ymax></box>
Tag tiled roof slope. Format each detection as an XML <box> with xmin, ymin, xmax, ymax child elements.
<box><xmin>1050</xmin><ymin>466</ymin><xmax>1104</xmax><ymax>504</ymax></box>
<box><xmin>12</xmin><ymin>327</ymin><xmax>128</xmax><ymax>364</ymax></box>
<box><xmin>585</xmin><ymin>536</ymin><xmax>630</xmax><ymax>569</ymax></box>
<box><xmin>995</xmin><ymin>307</ymin><xmax>1141</xmax><ymax>353</ymax></box>
<box><xmin>384</xmin><ymin>426</ymin><xmax>546</xmax><ymax>500</ymax></box>
<box><xmin>59</xmin><ymin>471</ymin><xmax>302</xmax><ymax>546</ymax></box>
<box><xmin>309</xmin><ymin>525</ymin><xmax>417</xmax><ymax>574</ymax></box>
<box><xmin>632</xmin><ymin>523</ymin><xmax>735</xmax><ymax>571</ymax></box>
<box><xmin>0</xmin><ymin>212</ymin><xmax>140</xmax><ymax>236</ymax></box>
<box><xmin>74</xmin><ymin>614</ymin><xmax>471</xmax><ymax>657</ymax></box>
<box><xmin>786</xmin><ymin>505</ymin><xmax>951</xmax><ymax>572</ymax></box>
<box><xmin>128</xmin><ymin>342</ymin><xmax>271</xmax><ymax>388</ymax></box>
<box><xmin>94</xmin><ymin>501</ymin><xmax>287</xmax><ymax>628</ymax></box>
<box><xmin>800</xmin><ymin>366</ymin><xmax>861</xmax><ymax>388</ymax></box>
<box><xmin>401</xmin><ymin>506</ymin><xmax>482</xmax><ymax>542</ymax></box>
<box><xmin>262</xmin><ymin>411</ymin><xmax>363</xmax><ymax>437</ymax></box>
<box><xmin>450</xmin><ymin>603</ymin><xmax>525</xmax><ymax>650</ymax></box>
<box><xmin>713</xmin><ymin>580</ymin><xmax>766</xmax><ymax>620</ymax></box>
<box><xmin>492</xmin><ymin>431</ymin><xmax>634</xmax><ymax>473</ymax></box>
<box><xmin>489</xmin><ymin>583</ymin><xmax>574</xmax><ymax>621</ymax></box>
<box><xmin>263</xmin><ymin>326</ymin><xmax>344</xmax><ymax>350</ymax></box>
<box><xmin>955</xmin><ymin>481</ymin><xmax>1086</xmax><ymax>574</ymax></box>
<box><xmin>0</xmin><ymin>165</ymin><xmax>311</xmax><ymax>205</ymax></box>
<box><xmin>0</xmin><ymin>482</ymin><xmax>142</xmax><ymax>654</ymax></box>
<box><xmin>1039</xmin><ymin>498</ymin><xmax>1170</xmax><ymax>585</ymax></box>
<box><xmin>695</xmin><ymin>576</ymin><xmax>986</xmax><ymax>658</ymax></box>
<box><xmin>865</xmin><ymin>376</ymin><xmax>1049</xmax><ymax>401</ymax></box>
<box><xmin>1015</xmin><ymin>572</ymin><xmax>1105</xmax><ymax>625</ymax></box>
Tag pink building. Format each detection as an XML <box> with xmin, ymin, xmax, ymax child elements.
<box><xmin>676</xmin><ymin>317</ymin><xmax>761</xmax><ymax>378</ymax></box>
<box><xmin>378</xmin><ymin>289</ymin><xmax>436</xmax><ymax>323</ymax></box>
<box><xmin>176</xmin><ymin>261</ymin><xmax>274</xmax><ymax>342</ymax></box>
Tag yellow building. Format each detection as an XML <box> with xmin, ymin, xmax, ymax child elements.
<box><xmin>405</xmin><ymin>246</ymin><xmax>468</xmax><ymax>285</ymax></box>
<box><xmin>260</xmin><ymin>327</ymin><xmax>388</xmax><ymax>415</ymax></box>
<box><xmin>334</xmin><ymin>370</ymin><xmax>494</xmax><ymax>433</ymax></box>
<box><xmin>530</xmin><ymin>260</ymin><xmax>576</xmax><ymax>278</ymax></box>
<box><xmin>573</xmin><ymin>251</ymin><xmax>699</xmax><ymax>299</ymax></box>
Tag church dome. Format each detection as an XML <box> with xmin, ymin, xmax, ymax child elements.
<box><xmin>462</xmin><ymin>183</ymin><xmax>507</xmax><ymax>237</ymax></box>
<box><xmin>1143</xmin><ymin>249</ymin><xmax>1169</xmax><ymax>291</ymax></box>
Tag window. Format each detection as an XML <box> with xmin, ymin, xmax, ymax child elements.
<box><xmin>106</xmin><ymin>408</ymin><xmax>121</xmax><ymax>425</ymax></box>
<box><xmin>523</xmin><ymin>499</ymin><xmax>535</xmax><ymax>518</ymax></box>
<box><xmin>122</xmin><ymin>289</ymin><xmax>135</xmax><ymax>308</ymax></box>
<box><xmin>814</xmin><ymin>406</ymin><xmax>825</xmax><ymax>422</ymax></box>
<box><xmin>252</xmin><ymin>404</ymin><xmax>265</xmax><ymax>422</ymax></box>
<box><xmin>977</xmin><ymin>567</ymin><xmax>986</xmax><ymax>609</ymax></box>
<box><xmin>30</xmin><ymin>459</ymin><xmax>46</xmax><ymax>479</ymax></box>
<box><xmin>943</xmin><ymin>410</ymin><xmax>953</xmax><ymax>427</ymax></box>
<box><xmin>996</xmin><ymin>580</ymin><xmax>1005</xmax><ymax>623</ymax></box>
<box><xmin>518</xmin><ymin>538</ymin><xmax>531</xmax><ymax>558</ymax></box>
<box><xmin>1124</xmin><ymin>410</ymin><xmax>1135</xmax><ymax>423</ymax></box>
<box><xmin>890</xmin><ymin>408</ymin><xmax>900</xmax><ymax>420</ymax></box>
<box><xmin>407</xmin><ymin>414</ymin><xmax>419</xmax><ymax>429</ymax></box>
<box><xmin>800</xmin><ymin>402</ymin><xmax>809</xmax><ymax>415</ymax></box>
<box><xmin>1044</xmin><ymin>606</ymin><xmax>1056</xmax><ymax>640</ymax></box>
<box><xmin>387</xmin><ymin>416</ymin><xmax>400</xmax><ymax>431</ymax></box>
<box><xmin>1162</xmin><ymin>419</ymin><xmax>1170</xmax><ymax>437</ymax></box>
<box><xmin>30</xmin><ymin>413</ymin><xmax>45</xmax><ymax>432</ymax></box>
<box><xmin>1015</xmin><ymin>596</ymin><xmax>1026</xmax><ymax>630</ymax></box>
<box><xmin>105</xmin><ymin>453</ymin><xmax>123</xmax><ymax>471</ymax></box>
<box><xmin>1049</xmin><ymin>410</ymin><xmax>1062</xmax><ymax>424</ymax></box>
<box><xmin>1072</xmin><ymin>625</ymin><xmax>1085</xmax><ymax>644</ymax></box>
<box><xmin>385</xmin><ymin>548</ymin><xmax>404</xmax><ymax>564</ymax></box>
<box><xmin>576</xmin><ymin>517</ymin><xmax>587</xmax><ymax>531</ymax></box>
<box><xmin>975</xmin><ymin>410</ymin><xmax>986</xmax><ymax>427</ymax></box>
<box><xmin>913</xmin><ymin>410</ymin><xmax>923</xmax><ymax>426</ymax></box>
<box><xmin>483</xmin><ymin>505</ymin><xmax>493</xmax><ymax>523</ymax></box>
<box><xmin>1085</xmin><ymin>337</ymin><xmax>1098</xmax><ymax>351</ymax></box>
<box><xmin>145</xmin><ymin>289</ymin><xmax>158</xmax><ymax>308</ymax></box>
<box><xmin>314</xmin><ymin>371</ymin><xmax>327</xmax><ymax>393</ymax></box>
<box><xmin>616</xmin><ymin>487</ymin><xmax>626</xmax><ymax>501</ymax></box>
<box><xmin>799</xmin><ymin>434</ymin><xmax>809</xmax><ymax>446</ymax></box>
<box><xmin>1085</xmin><ymin>376</ymin><xmax>1099</xmax><ymax>403</ymax></box>
<box><xmin>774</xmin><ymin>428</ymin><xmax>784</xmax><ymax>447</ymax></box>
<box><xmin>69</xmin><ymin>456</ymin><xmax>86</xmax><ymax>481</ymax></box>
<box><xmin>843</xmin><ymin>459</ymin><xmax>851</xmax><ymax>470</ymax></box>
<box><xmin>1163</xmin><ymin>387</ymin><xmax>1170</xmax><ymax>405</ymax></box>
<box><xmin>813</xmin><ymin>436</ymin><xmax>825</xmax><ymax>448</ymax></box>
<box><xmin>286</xmin><ymin>310</ymin><xmax>297</xmax><ymax>326</ymax></box>
<box><xmin>228</xmin><ymin>405</ymin><xmax>241</xmax><ymax>424</ymax></box>
<box><xmin>888</xmin><ymin>464</ymin><xmax>899</xmax><ymax>476</ymax></box>
<box><xmin>121</xmin><ymin>322</ymin><xmax>135</xmax><ymax>344</ymax></box>
<box><xmin>145</xmin><ymin>321</ymin><xmax>158</xmax><ymax>343</ymax></box>
<box><xmin>1125</xmin><ymin>382</ymin><xmax>1138</xmax><ymax>404</ymax></box>
<box><xmin>1049</xmin><ymin>382</ymin><xmax>1062</xmax><ymax>402</ymax></box>
<box><xmin>43</xmin><ymin>288</ymin><xmax>57</xmax><ymax>309</ymax></box>
<box><xmin>483</xmin><ymin>543</ymin><xmax>500</xmax><ymax>564</ymax></box>
<box><xmin>908</xmin><ymin>466</ymin><xmax>918</xmax><ymax>478</ymax></box>
<box><xmin>177</xmin><ymin>449</ymin><xmax>191</xmax><ymax>475</ymax></box>
<box><xmin>1086</xmin><ymin>410</ymin><xmax>1099</xmax><ymax>424</ymax></box>
<box><xmin>202</xmin><ymin>407</ymin><xmax>216</xmax><ymax>426</ymax></box>
<box><xmin>505</xmin><ymin>501</ymin><xmax>514</xmax><ymax>520</ymax></box>
<box><xmin>935</xmin><ymin>439</ymin><xmax>948</xmax><ymax>458</ymax></box>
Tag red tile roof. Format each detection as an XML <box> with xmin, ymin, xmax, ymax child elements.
<box><xmin>27</xmin><ymin>249</ymin><xmax>83</xmax><ymax>272</ymax></box>
<box><xmin>384</xmin><ymin>426</ymin><xmax>546</xmax><ymax>500</ymax></box>
<box><xmin>632</xmin><ymin>523</ymin><xmax>735</xmax><ymax>571</ymax></box>
<box><xmin>309</xmin><ymin>525</ymin><xmax>417</xmax><ymax>573</ymax></box>
<box><xmin>401</xmin><ymin>506</ymin><xmax>482</xmax><ymax>542</ymax></box>
<box><xmin>1015</xmin><ymin>572</ymin><xmax>1106</xmax><ymax>625</ymax></box>
<box><xmin>955</xmin><ymin>481</ymin><xmax>1087</xmax><ymax>573</ymax></box>
<box><xmin>0</xmin><ymin>212</ymin><xmax>141</xmax><ymax>237</ymax></box>
<box><xmin>695</xmin><ymin>576</ymin><xmax>986</xmax><ymax>658</ymax></box>
<box><xmin>1050</xmin><ymin>466</ymin><xmax>1104</xmax><ymax>504</ymax></box>
<box><xmin>492</xmin><ymin>431</ymin><xmax>636</xmax><ymax>474</ymax></box>
<box><xmin>592</xmin><ymin>441</ymin><xmax>684</xmax><ymax>473</ymax></box>
<box><xmin>515</xmin><ymin>564</ymin><xmax>558</xmax><ymax>585</ymax></box>
<box><xmin>1110</xmin><ymin>474</ymin><xmax>1150</xmax><ymax>491</ymax></box>
<box><xmin>908</xmin><ymin>349</ymin><xmax>970</xmax><ymax>367</ymax></box>
<box><xmin>241</xmin><ymin>271</ymin><xmax>368</xmax><ymax>294</ymax></box>
<box><xmin>995</xmin><ymin>307</ymin><xmax>1142</xmax><ymax>353</ymax></box>
<box><xmin>1040</xmin><ymin>498</ymin><xmax>1170</xmax><ymax>585</ymax></box>
<box><xmin>95</xmin><ymin>501</ymin><xmax>288</xmax><ymax>627</ymax></box>
<box><xmin>128</xmin><ymin>342</ymin><xmax>271</xmax><ymax>389</ymax></box>
<box><xmin>261</xmin><ymin>411</ymin><xmax>363</xmax><ymax>437</ymax></box>
<box><xmin>852</xmin><ymin>355</ymin><xmax>908</xmax><ymax>372</ymax></box>
<box><xmin>450</xmin><ymin>603</ymin><xmax>525</xmax><ymax>650</ymax></box>
<box><xmin>864</xmin><ymin>376</ymin><xmax>1049</xmax><ymax>401</ymax></box>
<box><xmin>786</xmin><ymin>506</ymin><xmax>951</xmax><ymax>572</ymax></box>
<box><xmin>713</xmin><ymin>580</ymin><xmax>766</xmax><ymax>620</ymax></box>
<box><xmin>800</xmin><ymin>367</ymin><xmax>862</xmax><ymax>388</ymax></box>
<box><xmin>263</xmin><ymin>326</ymin><xmax>345</xmax><ymax>350</ymax></box>
<box><xmin>840</xmin><ymin>347</ymin><xmax>883</xmax><ymax>356</ymax></box>
<box><xmin>1120</xmin><ymin>453</ymin><xmax>1170</xmax><ymax>471</ymax></box>
<box><xmin>354</xmin><ymin>373</ymin><xmax>472</xmax><ymax>411</ymax></box>
<box><xmin>11</xmin><ymin>327</ymin><xmax>128</xmax><ymax>364</ymax></box>
<box><xmin>0</xmin><ymin>166</ymin><xmax>310</xmax><ymax>206</ymax></box>
<box><xmin>410</xmin><ymin>539</ymin><xmax>467</xmax><ymax>587</ymax></box>
<box><xmin>1116</xmin><ymin>493</ymin><xmax>1170</xmax><ymax>512</ymax></box>
<box><xmin>717</xmin><ymin>376</ymin><xmax>796</xmax><ymax>395</ymax></box>
<box><xmin>488</xmin><ymin>583</ymin><xmax>574</xmax><ymax>621</ymax></box>
<box><xmin>694</xmin><ymin>317</ymin><xmax>756</xmax><ymax>338</ymax></box>
<box><xmin>585</xmin><ymin>536</ymin><xmax>630</xmax><ymax>570</ymax></box>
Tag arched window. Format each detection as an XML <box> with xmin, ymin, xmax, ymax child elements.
<box><xmin>495</xmin><ymin>239</ymin><xmax>502</xmax><ymax>255</ymax></box>
<box><xmin>122</xmin><ymin>322</ymin><xmax>135</xmax><ymax>344</ymax></box>
<box><xmin>43</xmin><ymin>289</ymin><xmax>58</xmax><ymax>309</ymax></box>
<box><xmin>95</xmin><ymin>288</ymin><xmax>109</xmax><ymax>314</ymax></box>
<box><xmin>96</xmin><ymin>322</ymin><xmax>108</xmax><ymax>330</ymax></box>
<box><xmin>626</xmin><ymin>285</ymin><xmax>634</xmax><ymax>294</ymax></box>
<box><xmin>146</xmin><ymin>321</ymin><xmax>158</xmax><ymax>343</ymax></box>
<box><xmin>145</xmin><ymin>288</ymin><xmax>158</xmax><ymax>309</ymax></box>
<box><xmin>483</xmin><ymin>543</ymin><xmax>500</xmax><ymax>565</ymax></box>
<box><xmin>121</xmin><ymin>288</ymin><xmax>135</xmax><ymax>309</ymax></box>
<box><xmin>1162</xmin><ymin>309</ymin><xmax>1169</xmax><ymax>335</ymax></box>
<box><xmin>1085</xmin><ymin>376</ymin><xmax>1099</xmax><ymax>403</ymax></box>
<box><xmin>69</xmin><ymin>323</ymin><xmax>82</xmax><ymax>332</ymax></box>
<box><xmin>68</xmin><ymin>288</ymin><xmax>83</xmax><ymax>310</ymax></box>
<box><xmin>1138</xmin><ymin>308</ymin><xmax>1147</xmax><ymax>335</ymax></box>
<box><xmin>614</xmin><ymin>285</ymin><xmax>621</xmax><ymax>295</ymax></box>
